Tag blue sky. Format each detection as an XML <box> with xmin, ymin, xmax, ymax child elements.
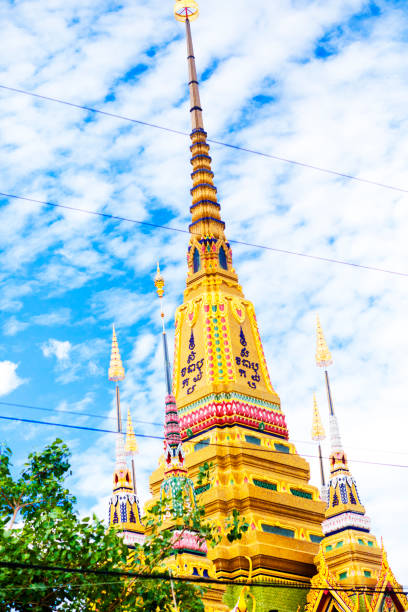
<box><xmin>1</xmin><ymin>0</ymin><xmax>408</xmax><ymax>584</ymax></box>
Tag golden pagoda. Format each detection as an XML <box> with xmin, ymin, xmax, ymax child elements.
<box><xmin>149</xmin><ymin>3</ymin><xmax>326</xmax><ymax>608</ymax></box>
<box><xmin>306</xmin><ymin>319</ymin><xmax>408</xmax><ymax>612</ymax></box>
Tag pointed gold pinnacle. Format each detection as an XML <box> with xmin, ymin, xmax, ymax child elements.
<box><xmin>154</xmin><ymin>262</ymin><xmax>165</xmax><ymax>299</ymax></box>
<box><xmin>108</xmin><ymin>325</ymin><xmax>125</xmax><ymax>382</ymax></box>
<box><xmin>311</xmin><ymin>393</ymin><xmax>326</xmax><ymax>441</ymax></box>
<box><xmin>125</xmin><ymin>408</ymin><xmax>138</xmax><ymax>455</ymax></box>
<box><xmin>174</xmin><ymin>0</ymin><xmax>199</xmax><ymax>22</ymax></box>
<box><xmin>315</xmin><ymin>314</ymin><xmax>333</xmax><ymax>368</ymax></box>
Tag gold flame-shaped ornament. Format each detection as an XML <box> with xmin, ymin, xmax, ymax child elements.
<box><xmin>311</xmin><ymin>394</ymin><xmax>326</xmax><ymax>442</ymax></box>
<box><xmin>125</xmin><ymin>408</ymin><xmax>138</xmax><ymax>455</ymax></box>
<box><xmin>154</xmin><ymin>262</ymin><xmax>165</xmax><ymax>298</ymax></box>
<box><xmin>174</xmin><ymin>0</ymin><xmax>199</xmax><ymax>22</ymax></box>
<box><xmin>315</xmin><ymin>314</ymin><xmax>333</xmax><ymax>368</ymax></box>
<box><xmin>108</xmin><ymin>325</ymin><xmax>125</xmax><ymax>381</ymax></box>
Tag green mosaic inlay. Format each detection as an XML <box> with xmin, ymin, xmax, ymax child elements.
<box><xmin>245</xmin><ymin>435</ymin><xmax>261</xmax><ymax>446</ymax></box>
<box><xmin>310</xmin><ymin>534</ymin><xmax>324</xmax><ymax>543</ymax></box>
<box><xmin>253</xmin><ymin>479</ymin><xmax>277</xmax><ymax>491</ymax></box>
<box><xmin>336</xmin><ymin>540</ymin><xmax>344</xmax><ymax>548</ymax></box>
<box><xmin>290</xmin><ymin>488</ymin><xmax>313</xmax><ymax>500</ymax></box>
<box><xmin>325</xmin><ymin>544</ymin><xmax>333</xmax><ymax>551</ymax></box>
<box><xmin>194</xmin><ymin>438</ymin><xmax>210</xmax><ymax>452</ymax></box>
<box><xmin>261</xmin><ymin>524</ymin><xmax>295</xmax><ymax>538</ymax></box>
<box><xmin>339</xmin><ymin>571</ymin><xmax>348</xmax><ymax>580</ymax></box>
<box><xmin>275</xmin><ymin>443</ymin><xmax>290</xmax><ymax>453</ymax></box>
<box><xmin>364</xmin><ymin>570</ymin><xmax>371</xmax><ymax>577</ymax></box>
<box><xmin>195</xmin><ymin>483</ymin><xmax>211</xmax><ymax>495</ymax></box>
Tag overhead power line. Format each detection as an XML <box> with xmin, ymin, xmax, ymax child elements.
<box><xmin>0</xmin><ymin>400</ymin><xmax>160</xmax><ymax>427</ymax></box>
<box><xmin>1</xmin><ymin>412</ymin><xmax>407</xmax><ymax>469</ymax></box>
<box><xmin>2</xmin><ymin>399</ymin><xmax>406</xmax><ymax>458</ymax></box>
<box><xmin>0</xmin><ymin>560</ymin><xmax>406</xmax><ymax>594</ymax></box>
<box><xmin>1</xmin><ymin>190</ymin><xmax>407</xmax><ymax>278</ymax></box>
<box><xmin>0</xmin><ymin>84</ymin><xmax>407</xmax><ymax>195</ymax></box>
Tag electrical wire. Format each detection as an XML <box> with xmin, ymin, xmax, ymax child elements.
<box><xmin>0</xmin><ymin>190</ymin><xmax>407</xmax><ymax>278</ymax></box>
<box><xmin>0</xmin><ymin>400</ymin><xmax>161</xmax><ymax>427</ymax></box>
<box><xmin>1</xmin><ymin>400</ymin><xmax>407</xmax><ymax>458</ymax></box>
<box><xmin>1</xmin><ymin>412</ymin><xmax>408</xmax><ymax>469</ymax></box>
<box><xmin>0</xmin><ymin>560</ymin><xmax>406</xmax><ymax>594</ymax></box>
<box><xmin>0</xmin><ymin>84</ymin><xmax>407</xmax><ymax>196</ymax></box>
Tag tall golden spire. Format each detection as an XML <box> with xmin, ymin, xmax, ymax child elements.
<box><xmin>108</xmin><ymin>325</ymin><xmax>125</xmax><ymax>432</ymax></box>
<box><xmin>174</xmin><ymin>0</ymin><xmax>230</xmax><ymax>264</ymax></box>
<box><xmin>108</xmin><ymin>329</ymin><xmax>144</xmax><ymax>544</ymax></box>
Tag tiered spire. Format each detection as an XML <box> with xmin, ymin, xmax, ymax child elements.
<box><xmin>315</xmin><ymin>318</ymin><xmax>369</xmax><ymax>536</ymax></box>
<box><xmin>174</xmin><ymin>0</ymin><xmax>225</xmax><ymax>241</ymax></box>
<box><xmin>155</xmin><ymin>265</ymin><xmax>206</xmax><ymax>553</ymax></box>
<box><xmin>108</xmin><ymin>326</ymin><xmax>144</xmax><ymax>545</ymax></box>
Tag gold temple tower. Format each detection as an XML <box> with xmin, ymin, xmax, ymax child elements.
<box><xmin>149</xmin><ymin>1</ymin><xmax>326</xmax><ymax>598</ymax></box>
<box><xmin>306</xmin><ymin>319</ymin><xmax>408</xmax><ymax>612</ymax></box>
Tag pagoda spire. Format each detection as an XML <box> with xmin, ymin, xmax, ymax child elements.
<box><xmin>315</xmin><ymin>317</ymin><xmax>369</xmax><ymax>536</ymax></box>
<box><xmin>315</xmin><ymin>314</ymin><xmax>341</xmax><ymax>452</ymax></box>
<box><xmin>174</xmin><ymin>0</ymin><xmax>237</xmax><ymax>283</ymax></box>
<box><xmin>311</xmin><ymin>393</ymin><xmax>326</xmax><ymax>492</ymax></box>
<box><xmin>108</xmin><ymin>327</ymin><xmax>144</xmax><ymax>545</ymax></box>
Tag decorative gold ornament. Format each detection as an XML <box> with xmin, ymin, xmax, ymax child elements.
<box><xmin>154</xmin><ymin>262</ymin><xmax>165</xmax><ymax>298</ymax></box>
<box><xmin>311</xmin><ymin>393</ymin><xmax>326</xmax><ymax>441</ymax></box>
<box><xmin>174</xmin><ymin>0</ymin><xmax>199</xmax><ymax>22</ymax></box>
<box><xmin>316</xmin><ymin>314</ymin><xmax>333</xmax><ymax>368</ymax></box>
<box><xmin>108</xmin><ymin>325</ymin><xmax>125</xmax><ymax>381</ymax></box>
<box><xmin>125</xmin><ymin>408</ymin><xmax>138</xmax><ymax>454</ymax></box>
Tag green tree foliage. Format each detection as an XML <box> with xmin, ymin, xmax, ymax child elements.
<box><xmin>0</xmin><ymin>440</ymin><xmax>248</xmax><ymax>611</ymax></box>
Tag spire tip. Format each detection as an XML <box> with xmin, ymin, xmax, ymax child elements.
<box><xmin>108</xmin><ymin>325</ymin><xmax>125</xmax><ymax>381</ymax></box>
<box><xmin>174</xmin><ymin>0</ymin><xmax>199</xmax><ymax>22</ymax></box>
<box><xmin>154</xmin><ymin>262</ymin><xmax>165</xmax><ymax>298</ymax></box>
<box><xmin>315</xmin><ymin>314</ymin><xmax>333</xmax><ymax>368</ymax></box>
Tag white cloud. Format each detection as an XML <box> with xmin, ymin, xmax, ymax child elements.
<box><xmin>0</xmin><ymin>361</ymin><xmax>25</xmax><ymax>396</ymax></box>
<box><xmin>41</xmin><ymin>339</ymin><xmax>72</xmax><ymax>362</ymax></box>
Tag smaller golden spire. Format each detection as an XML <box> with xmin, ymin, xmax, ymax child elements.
<box><xmin>316</xmin><ymin>314</ymin><xmax>333</xmax><ymax>368</ymax></box>
<box><xmin>125</xmin><ymin>408</ymin><xmax>138</xmax><ymax>455</ymax></box>
<box><xmin>154</xmin><ymin>262</ymin><xmax>165</xmax><ymax>299</ymax></box>
<box><xmin>108</xmin><ymin>325</ymin><xmax>125</xmax><ymax>381</ymax></box>
<box><xmin>311</xmin><ymin>393</ymin><xmax>326</xmax><ymax>441</ymax></box>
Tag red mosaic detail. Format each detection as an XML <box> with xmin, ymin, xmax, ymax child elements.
<box><xmin>180</xmin><ymin>400</ymin><xmax>288</xmax><ymax>440</ymax></box>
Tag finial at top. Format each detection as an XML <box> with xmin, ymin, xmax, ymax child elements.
<box><xmin>108</xmin><ymin>325</ymin><xmax>125</xmax><ymax>381</ymax></box>
<box><xmin>311</xmin><ymin>393</ymin><xmax>326</xmax><ymax>441</ymax></box>
<box><xmin>315</xmin><ymin>314</ymin><xmax>333</xmax><ymax>368</ymax></box>
<box><xmin>154</xmin><ymin>262</ymin><xmax>165</xmax><ymax>299</ymax></box>
<box><xmin>174</xmin><ymin>0</ymin><xmax>199</xmax><ymax>22</ymax></box>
